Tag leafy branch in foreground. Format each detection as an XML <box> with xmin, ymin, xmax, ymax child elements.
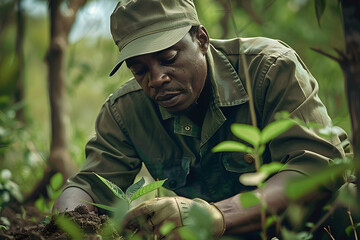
<box><xmin>212</xmin><ymin>115</ymin><xmax>295</xmax><ymax>240</ymax></box>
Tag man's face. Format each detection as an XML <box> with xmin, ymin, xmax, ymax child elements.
<box><xmin>125</xmin><ymin>27</ymin><xmax>209</xmax><ymax>113</ymax></box>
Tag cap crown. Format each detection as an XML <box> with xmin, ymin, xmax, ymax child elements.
<box><xmin>111</xmin><ymin>0</ymin><xmax>200</xmax><ymax>52</ymax></box>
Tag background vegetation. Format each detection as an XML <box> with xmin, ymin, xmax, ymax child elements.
<box><xmin>0</xmin><ymin>0</ymin><xmax>350</xmax><ymax>211</ymax></box>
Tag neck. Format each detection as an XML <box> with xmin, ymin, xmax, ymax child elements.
<box><xmin>186</xmin><ymin>79</ymin><xmax>212</xmax><ymax>126</ymax></box>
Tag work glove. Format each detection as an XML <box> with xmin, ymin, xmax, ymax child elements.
<box><xmin>122</xmin><ymin>196</ymin><xmax>225</xmax><ymax>239</ymax></box>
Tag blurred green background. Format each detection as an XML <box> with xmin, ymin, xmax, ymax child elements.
<box><xmin>0</xmin><ymin>0</ymin><xmax>350</xmax><ymax>196</ymax></box>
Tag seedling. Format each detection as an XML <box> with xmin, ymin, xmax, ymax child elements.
<box><xmin>86</xmin><ymin>173</ymin><xmax>167</xmax><ymax>212</ymax></box>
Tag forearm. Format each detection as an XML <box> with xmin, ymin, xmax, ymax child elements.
<box><xmin>214</xmin><ymin>171</ymin><xmax>331</xmax><ymax>235</ymax></box>
<box><xmin>53</xmin><ymin>187</ymin><xmax>97</xmax><ymax>213</ymax></box>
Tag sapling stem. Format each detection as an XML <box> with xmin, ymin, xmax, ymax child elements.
<box><xmin>347</xmin><ymin>209</ymin><xmax>358</xmax><ymax>240</ymax></box>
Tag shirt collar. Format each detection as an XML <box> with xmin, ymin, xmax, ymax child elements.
<box><xmin>159</xmin><ymin>42</ymin><xmax>249</xmax><ymax>120</ymax></box>
<box><xmin>207</xmin><ymin>43</ymin><xmax>249</xmax><ymax>107</ymax></box>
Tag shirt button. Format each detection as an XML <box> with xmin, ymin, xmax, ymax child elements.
<box><xmin>244</xmin><ymin>153</ymin><xmax>255</xmax><ymax>164</ymax></box>
<box><xmin>184</xmin><ymin>125</ymin><xmax>191</xmax><ymax>131</ymax></box>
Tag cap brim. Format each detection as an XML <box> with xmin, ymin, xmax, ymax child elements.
<box><xmin>109</xmin><ymin>25</ymin><xmax>192</xmax><ymax>76</ymax></box>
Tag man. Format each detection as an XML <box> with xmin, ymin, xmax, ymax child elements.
<box><xmin>54</xmin><ymin>0</ymin><xmax>346</xmax><ymax>239</ymax></box>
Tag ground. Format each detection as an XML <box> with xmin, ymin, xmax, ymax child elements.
<box><xmin>0</xmin><ymin>204</ymin><xmax>119</xmax><ymax>240</ymax></box>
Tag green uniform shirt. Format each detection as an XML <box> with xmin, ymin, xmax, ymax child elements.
<box><xmin>66</xmin><ymin>37</ymin><xmax>345</xmax><ymax>207</ymax></box>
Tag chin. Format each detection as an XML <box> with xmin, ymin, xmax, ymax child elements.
<box><xmin>172</xmin><ymin>102</ymin><xmax>199</xmax><ymax>115</ymax></box>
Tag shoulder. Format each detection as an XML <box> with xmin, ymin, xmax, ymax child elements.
<box><xmin>107</xmin><ymin>78</ymin><xmax>144</xmax><ymax>105</ymax></box>
<box><xmin>210</xmin><ymin>37</ymin><xmax>294</xmax><ymax>59</ymax></box>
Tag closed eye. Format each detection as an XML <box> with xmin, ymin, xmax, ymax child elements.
<box><xmin>161</xmin><ymin>54</ymin><xmax>178</xmax><ymax>65</ymax></box>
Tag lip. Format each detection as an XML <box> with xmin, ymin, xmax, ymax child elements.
<box><xmin>155</xmin><ymin>92</ymin><xmax>182</xmax><ymax>108</ymax></box>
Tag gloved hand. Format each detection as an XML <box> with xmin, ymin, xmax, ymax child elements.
<box><xmin>122</xmin><ymin>196</ymin><xmax>225</xmax><ymax>239</ymax></box>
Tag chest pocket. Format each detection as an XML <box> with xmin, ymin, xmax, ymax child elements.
<box><xmin>222</xmin><ymin>152</ymin><xmax>256</xmax><ymax>173</ymax></box>
<box><xmin>144</xmin><ymin>156</ymin><xmax>192</xmax><ymax>191</ymax></box>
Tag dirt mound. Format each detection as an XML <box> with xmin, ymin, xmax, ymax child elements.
<box><xmin>0</xmin><ymin>205</ymin><xmax>120</xmax><ymax>240</ymax></box>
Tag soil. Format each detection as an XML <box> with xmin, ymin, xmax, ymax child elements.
<box><xmin>0</xmin><ymin>204</ymin><xmax>121</xmax><ymax>240</ymax></box>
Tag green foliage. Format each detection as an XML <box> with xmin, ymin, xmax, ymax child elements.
<box><xmin>160</xmin><ymin>222</ymin><xmax>176</xmax><ymax>236</ymax></box>
<box><xmin>285</xmin><ymin>161</ymin><xmax>351</xmax><ymax>200</ymax></box>
<box><xmin>175</xmin><ymin>203</ymin><xmax>213</xmax><ymax>240</ymax></box>
<box><xmin>89</xmin><ymin>173</ymin><xmax>167</xmax><ymax>211</ymax></box>
<box><xmin>35</xmin><ymin>172</ymin><xmax>63</xmax><ymax>213</ymax></box>
<box><xmin>240</xmin><ymin>191</ymin><xmax>261</xmax><ymax>209</ymax></box>
<box><xmin>129</xmin><ymin>178</ymin><xmax>167</xmax><ymax>202</ymax></box>
<box><xmin>212</xmin><ymin>140</ymin><xmax>253</xmax><ymax>154</ymax></box>
<box><xmin>281</xmin><ymin>227</ymin><xmax>313</xmax><ymax>240</ymax></box>
<box><xmin>240</xmin><ymin>162</ymin><xmax>284</xmax><ymax>187</ymax></box>
<box><xmin>0</xmin><ymin>169</ymin><xmax>23</xmax><ymax>208</ymax></box>
<box><xmin>55</xmin><ymin>215</ymin><xmax>84</xmax><ymax>240</ymax></box>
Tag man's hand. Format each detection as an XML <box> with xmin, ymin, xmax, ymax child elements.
<box><xmin>122</xmin><ymin>196</ymin><xmax>225</xmax><ymax>239</ymax></box>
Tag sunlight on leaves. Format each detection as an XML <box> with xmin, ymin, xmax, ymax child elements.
<box><xmin>240</xmin><ymin>163</ymin><xmax>284</xmax><ymax>186</ymax></box>
<box><xmin>94</xmin><ymin>172</ymin><xmax>126</xmax><ymax>200</ymax></box>
<box><xmin>130</xmin><ymin>179</ymin><xmax>167</xmax><ymax>201</ymax></box>
<box><xmin>125</xmin><ymin>177</ymin><xmax>145</xmax><ymax>199</ymax></box>
<box><xmin>212</xmin><ymin>141</ymin><xmax>253</xmax><ymax>153</ymax></box>
<box><xmin>231</xmin><ymin>124</ymin><xmax>261</xmax><ymax>147</ymax></box>
<box><xmin>260</xmin><ymin>119</ymin><xmax>295</xmax><ymax>144</ymax></box>
<box><xmin>239</xmin><ymin>172</ymin><xmax>267</xmax><ymax>186</ymax></box>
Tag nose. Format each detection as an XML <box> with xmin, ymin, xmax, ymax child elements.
<box><xmin>147</xmin><ymin>66</ymin><xmax>171</xmax><ymax>88</ymax></box>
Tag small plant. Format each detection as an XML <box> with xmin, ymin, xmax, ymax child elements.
<box><xmin>87</xmin><ymin>173</ymin><xmax>167</xmax><ymax>212</ymax></box>
<box><xmin>35</xmin><ymin>172</ymin><xmax>63</xmax><ymax>213</ymax></box>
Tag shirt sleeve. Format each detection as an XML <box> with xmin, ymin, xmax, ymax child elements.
<box><xmin>256</xmin><ymin>48</ymin><xmax>346</xmax><ymax>191</ymax></box>
<box><xmin>65</xmin><ymin>99</ymin><xmax>142</xmax><ymax>207</ymax></box>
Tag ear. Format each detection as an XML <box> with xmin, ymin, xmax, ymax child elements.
<box><xmin>195</xmin><ymin>25</ymin><xmax>209</xmax><ymax>54</ymax></box>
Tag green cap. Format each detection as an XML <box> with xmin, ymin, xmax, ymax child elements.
<box><xmin>109</xmin><ymin>0</ymin><xmax>200</xmax><ymax>76</ymax></box>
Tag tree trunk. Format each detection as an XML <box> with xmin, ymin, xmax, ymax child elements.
<box><xmin>14</xmin><ymin>0</ymin><xmax>26</xmax><ymax>123</ymax></box>
<box><xmin>26</xmin><ymin>0</ymin><xmax>87</xmax><ymax>202</ymax></box>
<box><xmin>340</xmin><ymin>0</ymin><xmax>360</xmax><ymax>200</ymax></box>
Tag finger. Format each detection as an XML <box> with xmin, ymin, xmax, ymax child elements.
<box><xmin>122</xmin><ymin>199</ymin><xmax>158</xmax><ymax>226</ymax></box>
<box><xmin>151</xmin><ymin>200</ymin><xmax>182</xmax><ymax>227</ymax></box>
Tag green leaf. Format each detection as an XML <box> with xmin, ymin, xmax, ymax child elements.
<box><xmin>130</xmin><ymin>179</ymin><xmax>167</xmax><ymax>201</ymax></box>
<box><xmin>83</xmin><ymin>200</ymin><xmax>117</xmax><ymax>212</ymax></box>
<box><xmin>240</xmin><ymin>191</ymin><xmax>260</xmax><ymax>209</ymax></box>
<box><xmin>259</xmin><ymin>162</ymin><xmax>284</xmax><ymax>176</ymax></box>
<box><xmin>126</xmin><ymin>177</ymin><xmax>145</xmax><ymax>199</ymax></box>
<box><xmin>160</xmin><ymin>222</ymin><xmax>176</xmax><ymax>236</ymax></box>
<box><xmin>286</xmin><ymin>164</ymin><xmax>349</xmax><ymax>200</ymax></box>
<box><xmin>231</xmin><ymin>124</ymin><xmax>261</xmax><ymax>147</ymax></box>
<box><xmin>239</xmin><ymin>172</ymin><xmax>267</xmax><ymax>186</ymax></box>
<box><xmin>345</xmin><ymin>223</ymin><xmax>360</xmax><ymax>236</ymax></box>
<box><xmin>315</xmin><ymin>0</ymin><xmax>326</xmax><ymax>27</ymax></box>
<box><xmin>93</xmin><ymin>173</ymin><xmax>125</xmax><ymax>200</ymax></box>
<box><xmin>260</xmin><ymin>119</ymin><xmax>295</xmax><ymax>144</ymax></box>
<box><xmin>265</xmin><ymin>215</ymin><xmax>277</xmax><ymax>230</ymax></box>
<box><xmin>212</xmin><ymin>141</ymin><xmax>253</xmax><ymax>153</ymax></box>
<box><xmin>239</xmin><ymin>163</ymin><xmax>284</xmax><ymax>186</ymax></box>
<box><xmin>177</xmin><ymin>227</ymin><xmax>199</xmax><ymax>240</ymax></box>
<box><xmin>55</xmin><ymin>215</ymin><xmax>84</xmax><ymax>240</ymax></box>
<box><xmin>50</xmin><ymin>172</ymin><xmax>63</xmax><ymax>191</ymax></box>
